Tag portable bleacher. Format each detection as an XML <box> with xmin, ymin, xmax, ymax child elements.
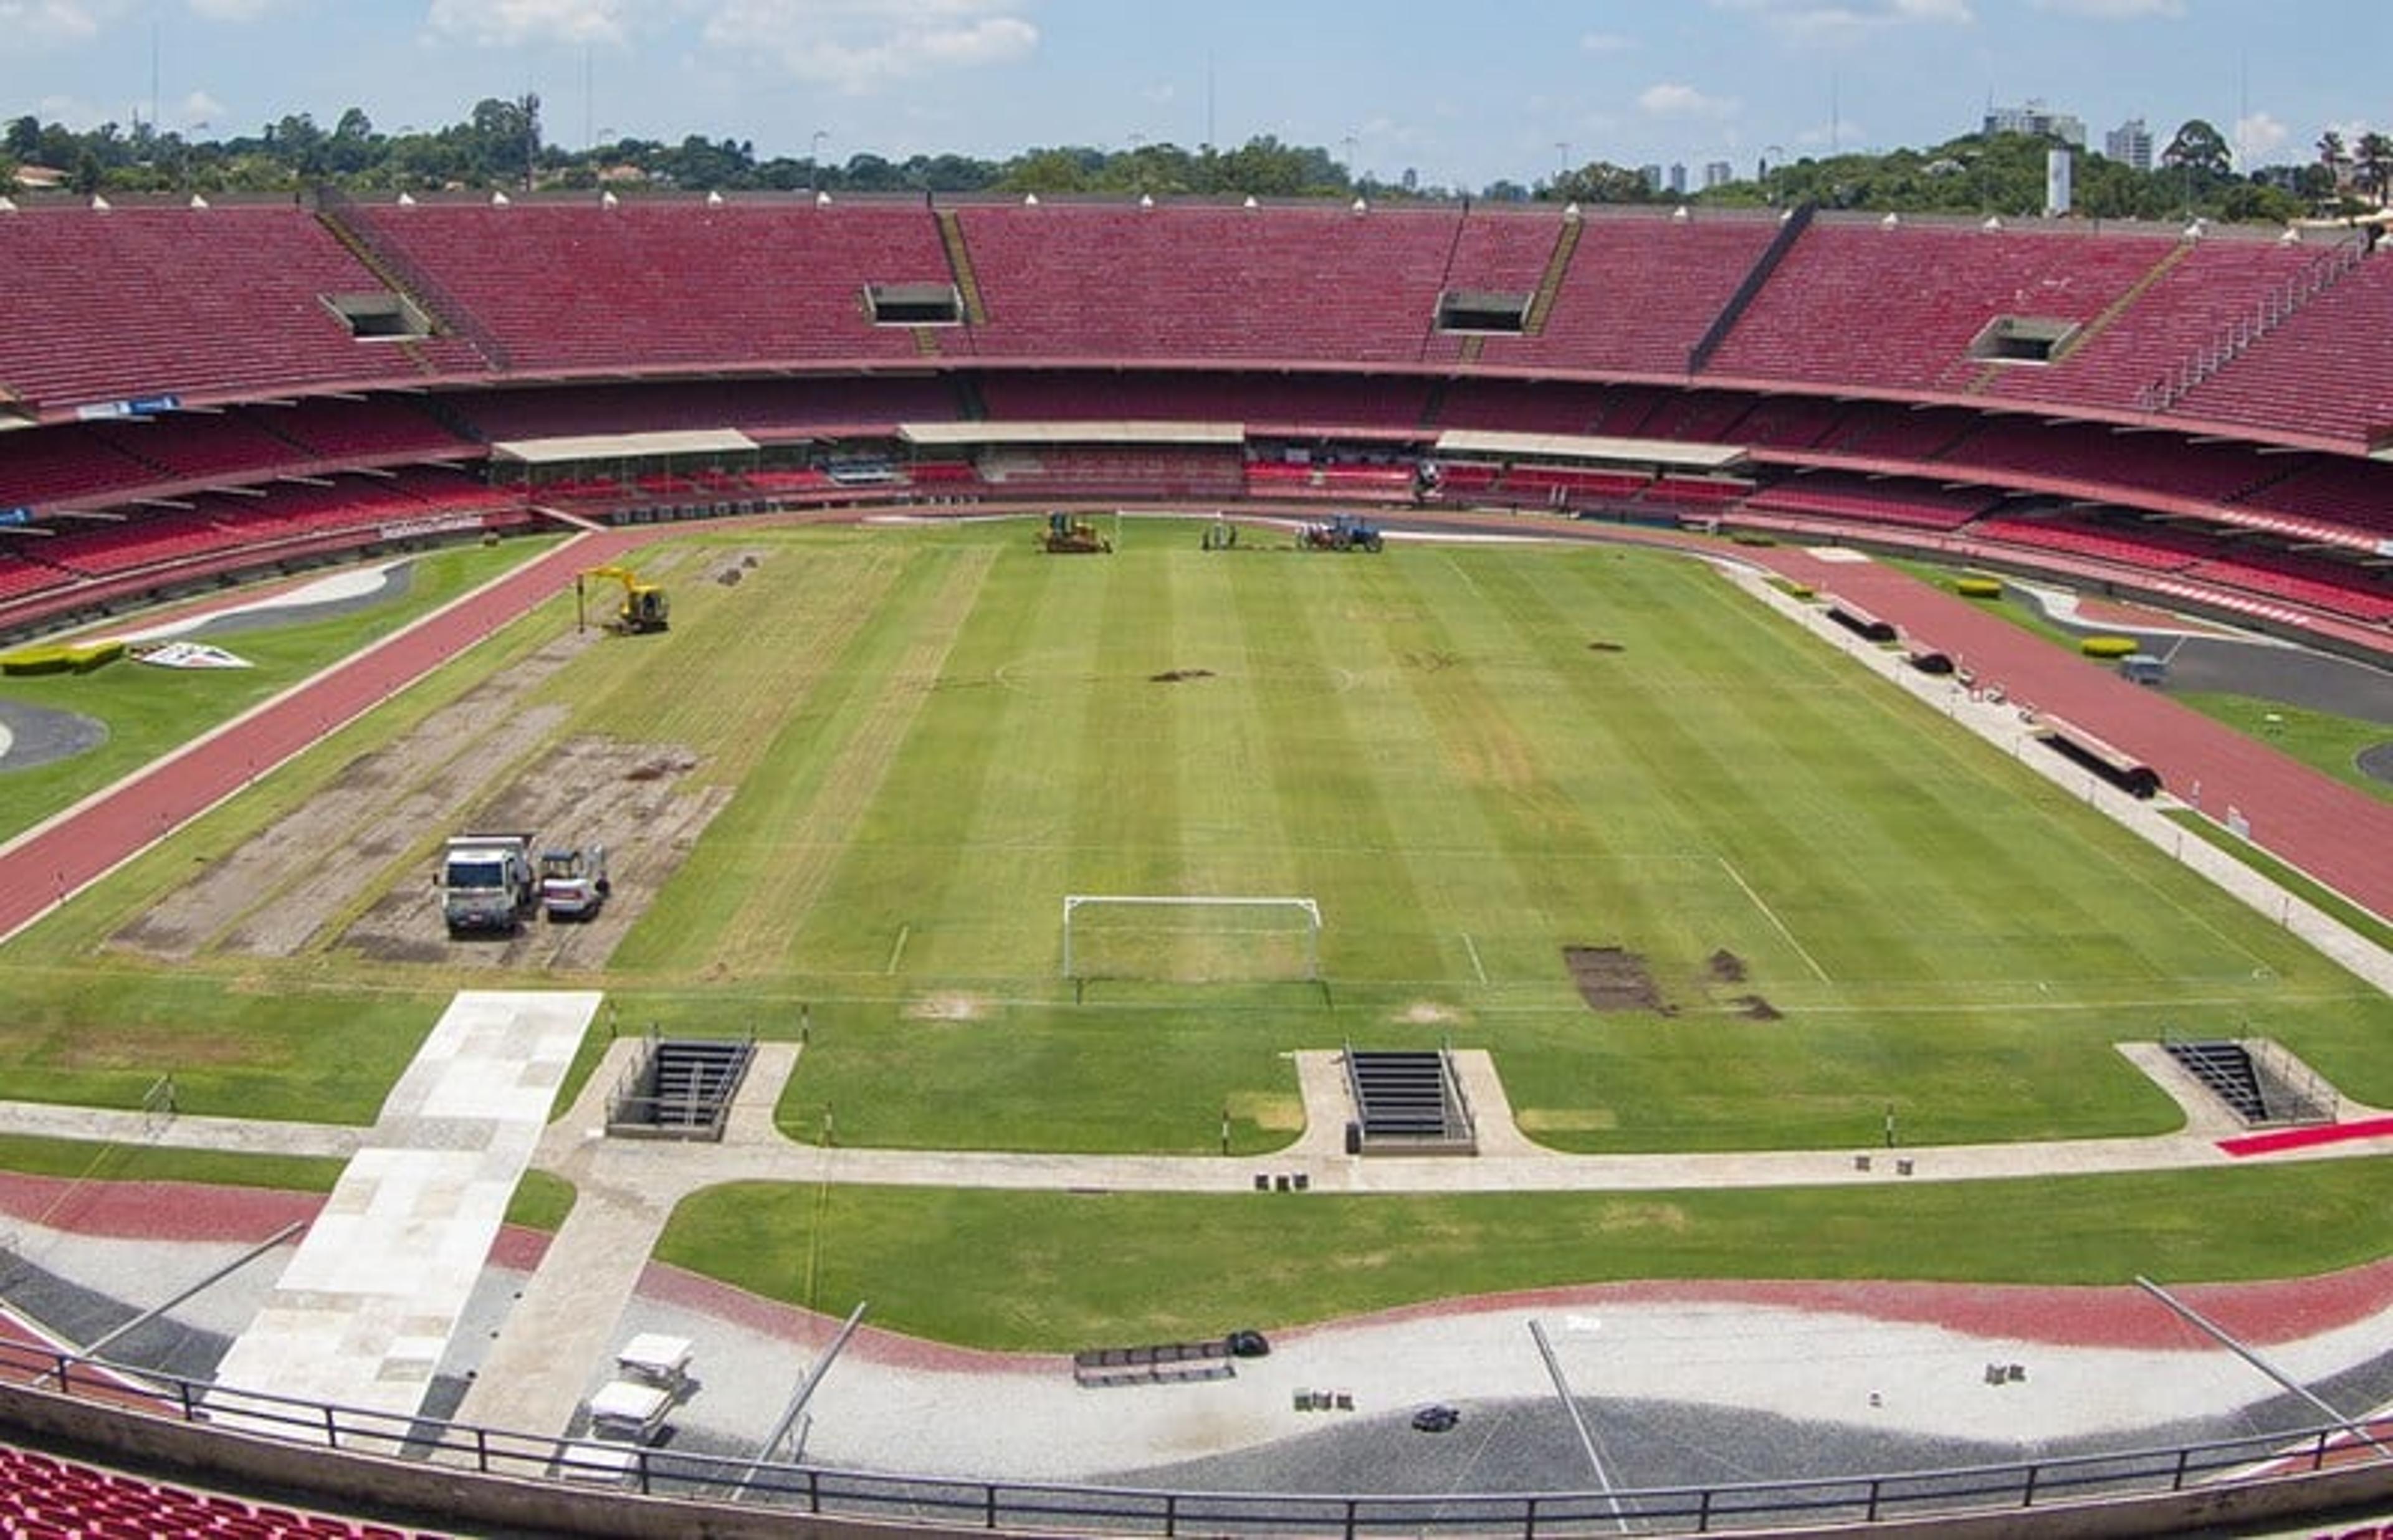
<box><xmin>604</xmin><ymin>1032</ymin><xmax>755</xmax><ymax>1140</ymax></box>
<box><xmin>2161</xmin><ymin>1033</ymin><xmax>2338</xmax><ymax>1128</ymax></box>
<box><xmin>1343</xmin><ymin>1045</ymin><xmax>1477</xmax><ymax>1154</ymax></box>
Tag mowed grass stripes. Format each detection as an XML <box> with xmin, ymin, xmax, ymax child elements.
<box><xmin>584</xmin><ymin>523</ymin><xmax>2382</xmax><ymax>1156</ymax></box>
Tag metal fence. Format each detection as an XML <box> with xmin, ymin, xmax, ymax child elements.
<box><xmin>7</xmin><ymin>1336</ymin><xmax>2389</xmax><ymax>1536</ymax></box>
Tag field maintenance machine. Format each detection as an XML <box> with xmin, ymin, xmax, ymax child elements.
<box><xmin>538</xmin><ymin>844</ymin><xmax>611</xmax><ymax>921</ymax></box>
<box><xmin>1041</xmin><ymin>511</ymin><xmax>1113</xmax><ymax>554</ymax></box>
<box><xmin>576</xmin><ymin>566</ymin><xmax>671</xmax><ymax>634</ymax></box>
<box><xmin>1299</xmin><ymin>514</ymin><xmax>1385</xmax><ymax>553</ymax></box>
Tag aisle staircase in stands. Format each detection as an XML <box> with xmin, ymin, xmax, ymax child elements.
<box><xmin>937</xmin><ymin>210</ymin><xmax>990</xmax><ymax>326</ymax></box>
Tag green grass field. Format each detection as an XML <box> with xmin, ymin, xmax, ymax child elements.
<box><xmin>4</xmin><ymin>519</ymin><xmax>2387</xmax><ymax>1339</ymax></box>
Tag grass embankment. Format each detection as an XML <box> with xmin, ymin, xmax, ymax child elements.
<box><xmin>661</xmin><ymin>1161</ymin><xmax>2393</xmax><ymax>1351</ymax></box>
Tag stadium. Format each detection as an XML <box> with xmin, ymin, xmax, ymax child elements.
<box><xmin>0</xmin><ymin>189</ymin><xmax>2391</xmax><ymax>1537</ymax></box>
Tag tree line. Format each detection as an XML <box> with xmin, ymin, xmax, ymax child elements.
<box><xmin>4</xmin><ymin>97</ymin><xmax>2386</xmax><ymax>226</ymax></box>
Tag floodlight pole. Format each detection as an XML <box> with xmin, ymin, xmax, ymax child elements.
<box><xmin>2135</xmin><ymin>1276</ymin><xmax>2392</xmax><ymax>1459</ymax></box>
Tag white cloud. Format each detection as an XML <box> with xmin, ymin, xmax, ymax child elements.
<box><xmin>1709</xmin><ymin>0</ymin><xmax>1973</xmax><ymax>41</ymax></box>
<box><xmin>2235</xmin><ymin>110</ymin><xmax>2290</xmax><ymax>166</ymax></box>
<box><xmin>1579</xmin><ymin>31</ymin><xmax>1634</xmax><ymax>53</ymax></box>
<box><xmin>1639</xmin><ymin>82</ymin><xmax>1740</xmax><ymax>120</ymax></box>
<box><xmin>425</xmin><ymin>0</ymin><xmax>631</xmax><ymax>48</ymax></box>
<box><xmin>2030</xmin><ymin>0</ymin><xmax>2182</xmax><ymax>16</ymax></box>
<box><xmin>180</xmin><ymin>88</ymin><xmax>225</xmax><ymax>128</ymax></box>
<box><xmin>700</xmin><ymin>1</ymin><xmax>1038</xmax><ymax>93</ymax></box>
<box><xmin>0</xmin><ymin>0</ymin><xmax>119</xmax><ymax>47</ymax></box>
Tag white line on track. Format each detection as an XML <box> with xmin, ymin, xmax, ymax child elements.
<box><xmin>1717</xmin><ymin>855</ymin><xmax>1833</xmax><ymax>982</ymax></box>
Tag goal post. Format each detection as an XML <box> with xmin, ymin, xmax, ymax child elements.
<box><xmin>1061</xmin><ymin>895</ymin><xmax>1322</xmax><ymax>984</ymax></box>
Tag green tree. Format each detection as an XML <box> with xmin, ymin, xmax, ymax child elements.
<box><xmin>2162</xmin><ymin>119</ymin><xmax>2232</xmax><ymax>178</ymax></box>
<box><xmin>2356</xmin><ymin>131</ymin><xmax>2393</xmax><ymax>203</ymax></box>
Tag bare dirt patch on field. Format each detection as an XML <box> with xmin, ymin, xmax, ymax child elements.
<box><xmin>904</xmin><ymin>993</ymin><xmax>991</xmax><ymax>1024</ymax></box>
<box><xmin>340</xmin><ymin>736</ymin><xmax>725</xmax><ymax>971</ymax></box>
<box><xmin>1149</xmin><ymin>668</ymin><xmax>1216</xmax><ymax>685</ymax></box>
<box><xmin>1396</xmin><ymin>1002</ymin><xmax>1459</xmax><ymax>1025</ymax></box>
<box><xmin>1729</xmin><ymin>994</ymin><xmax>1784</xmax><ymax>1022</ymax></box>
<box><xmin>110</xmin><ymin>627</ymin><xmax>599</xmax><ymax>962</ymax></box>
<box><xmin>1563</xmin><ymin>946</ymin><xmax>1668</xmax><ymax>1014</ymax></box>
<box><xmin>110</xmin><ymin>618</ymin><xmax>727</xmax><ymax>971</ymax></box>
<box><xmin>1706</xmin><ymin>949</ymin><xmax>1747</xmax><ymax>984</ymax></box>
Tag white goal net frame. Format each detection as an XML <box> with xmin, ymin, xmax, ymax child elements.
<box><xmin>1061</xmin><ymin>895</ymin><xmax>1323</xmax><ymax>984</ymax></box>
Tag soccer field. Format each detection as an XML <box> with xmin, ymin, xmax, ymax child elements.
<box><xmin>563</xmin><ymin>520</ymin><xmax>2381</xmax><ymax>1156</ymax></box>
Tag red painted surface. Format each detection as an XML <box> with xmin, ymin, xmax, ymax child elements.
<box><xmin>2222</xmin><ymin>1117</ymin><xmax>2393</xmax><ymax>1159</ymax></box>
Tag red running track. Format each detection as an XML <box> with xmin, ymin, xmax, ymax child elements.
<box><xmin>0</xmin><ymin>528</ymin><xmax>649</xmax><ymax>946</ymax></box>
<box><xmin>1755</xmin><ymin>548</ymin><xmax>2393</xmax><ymax>921</ymax></box>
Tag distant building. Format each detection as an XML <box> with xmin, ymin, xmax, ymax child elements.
<box><xmin>1668</xmin><ymin>162</ymin><xmax>1688</xmax><ymax>195</ymax></box>
<box><xmin>1640</xmin><ymin>163</ymin><xmax>1663</xmax><ymax>192</ymax></box>
<box><xmin>1985</xmin><ymin>100</ymin><xmax>2088</xmax><ymax>148</ymax></box>
<box><xmin>2105</xmin><ymin>118</ymin><xmax>2154</xmax><ymax>173</ymax></box>
<box><xmin>1703</xmin><ymin>160</ymin><xmax>1734</xmax><ymax>191</ymax></box>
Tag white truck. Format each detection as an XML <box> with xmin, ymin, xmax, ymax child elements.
<box><xmin>538</xmin><ymin>844</ymin><xmax>611</xmax><ymax>921</ymax></box>
<box><xmin>442</xmin><ymin>832</ymin><xmax>538</xmax><ymax>936</ymax></box>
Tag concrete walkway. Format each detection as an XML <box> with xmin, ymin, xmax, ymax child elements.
<box><xmin>208</xmin><ymin>992</ymin><xmax>597</xmax><ymax>1435</ymax></box>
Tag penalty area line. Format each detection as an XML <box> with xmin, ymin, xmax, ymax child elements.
<box><xmin>1717</xmin><ymin>856</ymin><xmax>1832</xmax><ymax>983</ymax></box>
<box><xmin>885</xmin><ymin>924</ymin><xmax>911</xmax><ymax>976</ymax></box>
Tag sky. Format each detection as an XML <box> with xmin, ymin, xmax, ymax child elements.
<box><xmin>0</xmin><ymin>1</ymin><xmax>2383</xmax><ymax>189</ymax></box>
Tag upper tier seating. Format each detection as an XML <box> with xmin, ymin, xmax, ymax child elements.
<box><xmin>1419</xmin><ymin>211</ymin><xmax>1571</xmax><ymax>366</ymax></box>
<box><xmin>956</xmin><ymin>202</ymin><xmax>1462</xmax><ymax>364</ymax></box>
<box><xmin>0</xmin><ymin>204</ymin><xmax>473</xmax><ymax>411</ymax></box>
<box><xmin>1705</xmin><ymin>219</ymin><xmax>2174</xmax><ymax>395</ymax></box>
<box><xmin>1985</xmin><ymin>237</ymin><xmax>2321</xmax><ymax>415</ymax></box>
<box><xmin>2177</xmin><ymin>249</ymin><xmax>2393</xmax><ymax>444</ymax></box>
<box><xmin>1489</xmin><ymin>211</ymin><xmax>1780</xmax><ymax>376</ymax></box>
<box><xmin>355</xmin><ymin>200</ymin><xmax>952</xmax><ymax>373</ymax></box>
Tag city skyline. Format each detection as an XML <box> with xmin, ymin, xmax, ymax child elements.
<box><xmin>1</xmin><ymin>1</ymin><xmax>2382</xmax><ymax>189</ymax></box>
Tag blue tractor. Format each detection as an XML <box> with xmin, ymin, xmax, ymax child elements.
<box><xmin>1299</xmin><ymin>514</ymin><xmax>1385</xmax><ymax>553</ymax></box>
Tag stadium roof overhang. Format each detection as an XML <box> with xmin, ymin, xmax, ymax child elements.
<box><xmin>492</xmin><ymin>428</ymin><xmax>759</xmax><ymax>464</ymax></box>
<box><xmin>900</xmin><ymin>421</ymin><xmax>1244</xmax><ymax>448</ymax></box>
<box><xmin>1435</xmin><ymin>430</ymin><xmax>1750</xmax><ymax>471</ymax></box>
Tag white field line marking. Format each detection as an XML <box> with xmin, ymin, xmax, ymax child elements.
<box><xmin>885</xmin><ymin>924</ymin><xmax>912</xmax><ymax>976</ymax></box>
<box><xmin>1718</xmin><ymin>856</ymin><xmax>1832</xmax><ymax>983</ymax></box>
<box><xmin>1462</xmin><ymin>933</ymin><xmax>1489</xmax><ymax>985</ymax></box>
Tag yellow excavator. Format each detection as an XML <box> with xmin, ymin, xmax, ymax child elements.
<box><xmin>576</xmin><ymin>565</ymin><xmax>670</xmax><ymax>634</ymax></box>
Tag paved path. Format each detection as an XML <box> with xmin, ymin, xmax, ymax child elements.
<box><xmin>209</xmin><ymin>992</ymin><xmax>597</xmax><ymax>1435</ymax></box>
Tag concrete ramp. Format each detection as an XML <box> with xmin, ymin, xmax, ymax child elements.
<box><xmin>210</xmin><ymin>991</ymin><xmax>599</xmax><ymax>1431</ymax></box>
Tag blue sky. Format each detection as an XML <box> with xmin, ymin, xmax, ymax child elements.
<box><xmin>1</xmin><ymin>1</ymin><xmax>2381</xmax><ymax>187</ymax></box>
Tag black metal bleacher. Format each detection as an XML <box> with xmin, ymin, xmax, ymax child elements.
<box><xmin>2162</xmin><ymin>1038</ymin><xmax>2268</xmax><ymax>1124</ymax></box>
<box><xmin>1344</xmin><ymin>1047</ymin><xmax>1476</xmax><ymax>1154</ymax></box>
<box><xmin>606</xmin><ymin>1034</ymin><xmax>755</xmax><ymax>1141</ymax></box>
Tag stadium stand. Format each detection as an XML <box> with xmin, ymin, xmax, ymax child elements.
<box><xmin>451</xmin><ymin>377</ymin><xmax>959</xmax><ymax>442</ymax></box>
<box><xmin>1497</xmin><ymin>209</ymin><xmax>1780</xmax><ymax>376</ymax></box>
<box><xmin>980</xmin><ymin>371</ymin><xmax>1430</xmax><ymax>433</ymax></box>
<box><xmin>2176</xmin><ymin>247</ymin><xmax>2393</xmax><ymax>444</ymax></box>
<box><xmin>1703</xmin><ymin>218</ymin><xmax>2172</xmax><ymax>394</ymax></box>
<box><xmin>347</xmin><ymin>199</ymin><xmax>953</xmax><ymax>373</ymax></box>
<box><xmin>1985</xmin><ymin>235</ymin><xmax>2322</xmax><ymax>415</ymax></box>
<box><xmin>0</xmin><ymin>1440</ymin><xmax>413</xmax><ymax>1538</ymax></box>
<box><xmin>0</xmin><ymin>204</ymin><xmax>467</xmax><ymax>412</ymax></box>
<box><xmin>953</xmin><ymin>201</ymin><xmax>1463</xmax><ymax>364</ymax></box>
<box><xmin>1744</xmin><ymin>471</ymin><xmax>2002</xmax><ymax>531</ymax></box>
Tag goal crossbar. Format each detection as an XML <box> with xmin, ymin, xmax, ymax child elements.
<box><xmin>1061</xmin><ymin>895</ymin><xmax>1321</xmax><ymax>982</ymax></box>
